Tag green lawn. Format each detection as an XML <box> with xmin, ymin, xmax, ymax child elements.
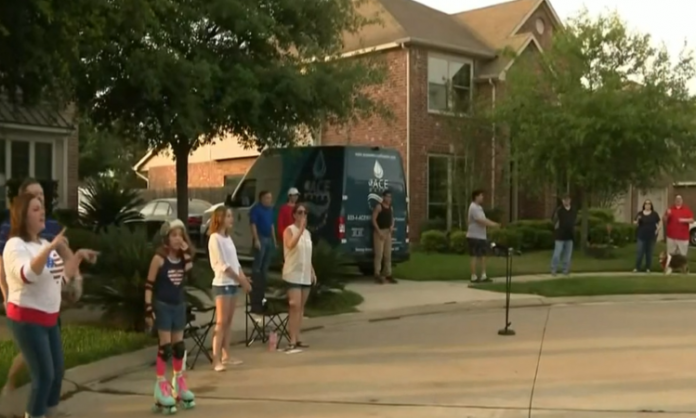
<box><xmin>471</xmin><ymin>275</ymin><xmax>696</xmax><ymax>297</ymax></box>
<box><xmin>393</xmin><ymin>243</ymin><xmax>696</xmax><ymax>281</ymax></box>
<box><xmin>0</xmin><ymin>325</ymin><xmax>154</xmax><ymax>389</ymax></box>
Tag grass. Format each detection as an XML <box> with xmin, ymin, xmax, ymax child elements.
<box><xmin>471</xmin><ymin>275</ymin><xmax>696</xmax><ymax>297</ymax></box>
<box><xmin>0</xmin><ymin>324</ymin><xmax>155</xmax><ymax>389</ymax></box>
<box><xmin>393</xmin><ymin>243</ymin><xmax>696</xmax><ymax>281</ymax></box>
<box><xmin>305</xmin><ymin>290</ymin><xmax>364</xmax><ymax>317</ymax></box>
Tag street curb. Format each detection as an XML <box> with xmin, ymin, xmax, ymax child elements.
<box><xmin>4</xmin><ymin>293</ymin><xmax>696</xmax><ymax>416</ymax></box>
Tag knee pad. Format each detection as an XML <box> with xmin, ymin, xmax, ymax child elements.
<box><xmin>172</xmin><ymin>341</ymin><xmax>186</xmax><ymax>359</ymax></box>
<box><xmin>158</xmin><ymin>344</ymin><xmax>173</xmax><ymax>361</ymax></box>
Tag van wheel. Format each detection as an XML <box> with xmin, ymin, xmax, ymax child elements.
<box><xmin>358</xmin><ymin>265</ymin><xmax>374</xmax><ymax>277</ymax></box>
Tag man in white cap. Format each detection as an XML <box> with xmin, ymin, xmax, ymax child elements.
<box><xmin>277</xmin><ymin>187</ymin><xmax>300</xmax><ymax>243</ymax></box>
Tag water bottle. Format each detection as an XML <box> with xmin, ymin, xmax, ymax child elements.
<box><xmin>268</xmin><ymin>331</ymin><xmax>278</xmax><ymax>351</ymax></box>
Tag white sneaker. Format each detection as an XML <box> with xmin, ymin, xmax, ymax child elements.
<box><xmin>632</xmin><ymin>269</ymin><xmax>638</xmax><ymax>272</ymax></box>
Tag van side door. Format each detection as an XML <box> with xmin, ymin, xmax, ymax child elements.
<box><xmin>231</xmin><ymin>179</ymin><xmax>257</xmax><ymax>258</ymax></box>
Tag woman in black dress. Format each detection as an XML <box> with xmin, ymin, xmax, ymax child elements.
<box><xmin>634</xmin><ymin>199</ymin><xmax>661</xmax><ymax>272</ymax></box>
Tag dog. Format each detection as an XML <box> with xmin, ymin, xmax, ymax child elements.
<box><xmin>658</xmin><ymin>251</ymin><xmax>689</xmax><ymax>275</ymax></box>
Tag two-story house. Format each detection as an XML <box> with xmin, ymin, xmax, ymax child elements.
<box><xmin>319</xmin><ymin>0</ymin><xmax>563</xmax><ymax>238</ymax></box>
<box><xmin>134</xmin><ymin>0</ymin><xmax>563</xmax><ymax>239</ymax></box>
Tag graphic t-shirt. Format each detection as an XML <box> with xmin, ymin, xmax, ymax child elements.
<box><xmin>154</xmin><ymin>256</ymin><xmax>186</xmax><ymax>305</ymax></box>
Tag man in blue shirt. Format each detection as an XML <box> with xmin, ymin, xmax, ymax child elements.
<box><xmin>249</xmin><ymin>190</ymin><xmax>277</xmax><ymax>318</ymax></box>
<box><xmin>0</xmin><ymin>178</ymin><xmax>66</xmax><ymax>395</ymax></box>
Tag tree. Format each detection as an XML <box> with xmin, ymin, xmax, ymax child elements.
<box><xmin>494</xmin><ymin>10</ymin><xmax>696</xmax><ymax>249</ymax></box>
<box><xmin>75</xmin><ymin>0</ymin><xmax>386</xmax><ymax>220</ymax></box>
<box><xmin>0</xmin><ymin>0</ymin><xmax>102</xmax><ymax>105</ymax></box>
<box><xmin>78</xmin><ymin>120</ymin><xmax>149</xmax><ymax>184</ymax></box>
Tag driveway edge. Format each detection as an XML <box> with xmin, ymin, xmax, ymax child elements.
<box><xmin>3</xmin><ymin>293</ymin><xmax>696</xmax><ymax>417</ymax></box>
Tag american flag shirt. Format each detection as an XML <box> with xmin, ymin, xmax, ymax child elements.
<box><xmin>3</xmin><ymin>238</ymin><xmax>65</xmax><ymax>326</ymax></box>
<box><xmin>154</xmin><ymin>255</ymin><xmax>187</xmax><ymax>305</ymax></box>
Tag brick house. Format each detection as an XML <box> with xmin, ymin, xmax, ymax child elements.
<box><xmin>133</xmin><ymin>134</ymin><xmax>259</xmax><ymax>189</ymax></box>
<box><xmin>319</xmin><ymin>0</ymin><xmax>563</xmax><ymax>238</ymax></box>
<box><xmin>0</xmin><ymin>98</ymin><xmax>79</xmax><ymax>209</ymax></box>
<box><xmin>135</xmin><ymin>0</ymin><xmax>564</xmax><ymax>239</ymax></box>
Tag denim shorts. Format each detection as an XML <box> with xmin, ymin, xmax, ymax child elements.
<box><xmin>153</xmin><ymin>300</ymin><xmax>187</xmax><ymax>332</ymax></box>
<box><xmin>212</xmin><ymin>285</ymin><xmax>239</xmax><ymax>297</ymax></box>
<box><xmin>286</xmin><ymin>282</ymin><xmax>312</xmax><ymax>290</ymax></box>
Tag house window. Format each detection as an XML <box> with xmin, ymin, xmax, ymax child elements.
<box><xmin>35</xmin><ymin>142</ymin><xmax>53</xmax><ymax>180</ymax></box>
<box><xmin>427</xmin><ymin>155</ymin><xmax>466</xmax><ymax>228</ymax></box>
<box><xmin>10</xmin><ymin>141</ymin><xmax>30</xmax><ymax>179</ymax></box>
<box><xmin>428</xmin><ymin>55</ymin><xmax>473</xmax><ymax>113</ymax></box>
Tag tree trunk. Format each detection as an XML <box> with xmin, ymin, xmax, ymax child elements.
<box><xmin>173</xmin><ymin>141</ymin><xmax>190</xmax><ymax>223</ymax></box>
<box><xmin>580</xmin><ymin>189</ymin><xmax>589</xmax><ymax>252</ymax></box>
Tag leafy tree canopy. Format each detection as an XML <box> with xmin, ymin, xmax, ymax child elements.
<box><xmin>0</xmin><ymin>0</ymin><xmax>99</xmax><ymax>104</ymax></box>
<box><xmin>75</xmin><ymin>0</ymin><xmax>386</xmax><ymax>218</ymax></box>
<box><xmin>496</xmin><ymin>9</ymin><xmax>696</xmax><ymax>200</ymax></box>
<box><xmin>494</xmin><ymin>10</ymin><xmax>696</xmax><ymax>246</ymax></box>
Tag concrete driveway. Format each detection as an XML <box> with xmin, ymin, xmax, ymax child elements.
<box><xmin>47</xmin><ymin>300</ymin><xmax>696</xmax><ymax>417</ymax></box>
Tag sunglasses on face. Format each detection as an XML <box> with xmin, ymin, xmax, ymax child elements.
<box><xmin>296</xmin><ymin>210</ymin><xmax>306</xmax><ymax>215</ymax></box>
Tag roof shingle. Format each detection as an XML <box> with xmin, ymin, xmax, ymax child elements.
<box><xmin>0</xmin><ymin>97</ymin><xmax>73</xmax><ymax>130</ymax></box>
<box><xmin>344</xmin><ymin>0</ymin><xmax>495</xmax><ymax>57</ymax></box>
<box><xmin>451</xmin><ymin>0</ymin><xmax>539</xmax><ymax>48</ymax></box>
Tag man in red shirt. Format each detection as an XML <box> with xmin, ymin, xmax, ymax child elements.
<box><xmin>277</xmin><ymin>187</ymin><xmax>300</xmax><ymax>243</ymax></box>
<box><xmin>664</xmin><ymin>194</ymin><xmax>694</xmax><ymax>256</ymax></box>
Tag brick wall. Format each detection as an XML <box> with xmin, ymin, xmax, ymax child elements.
<box><xmin>147</xmin><ymin>157</ymin><xmax>255</xmax><ymax>189</ymax></box>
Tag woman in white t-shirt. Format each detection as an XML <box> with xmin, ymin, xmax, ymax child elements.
<box><xmin>282</xmin><ymin>203</ymin><xmax>316</xmax><ymax>354</ymax></box>
<box><xmin>208</xmin><ymin>206</ymin><xmax>251</xmax><ymax>371</ymax></box>
<box><xmin>4</xmin><ymin>193</ymin><xmax>98</xmax><ymax>418</ymax></box>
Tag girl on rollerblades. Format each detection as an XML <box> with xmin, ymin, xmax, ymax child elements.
<box><xmin>145</xmin><ymin>219</ymin><xmax>196</xmax><ymax>414</ymax></box>
<box><xmin>208</xmin><ymin>206</ymin><xmax>251</xmax><ymax>371</ymax></box>
<box><xmin>4</xmin><ymin>192</ymin><xmax>98</xmax><ymax>418</ymax></box>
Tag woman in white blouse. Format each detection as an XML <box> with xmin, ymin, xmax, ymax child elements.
<box><xmin>207</xmin><ymin>206</ymin><xmax>251</xmax><ymax>371</ymax></box>
<box><xmin>282</xmin><ymin>203</ymin><xmax>316</xmax><ymax>354</ymax></box>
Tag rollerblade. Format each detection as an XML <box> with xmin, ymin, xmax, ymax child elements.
<box><xmin>172</xmin><ymin>373</ymin><xmax>195</xmax><ymax>409</ymax></box>
<box><xmin>152</xmin><ymin>378</ymin><xmax>177</xmax><ymax>414</ymax></box>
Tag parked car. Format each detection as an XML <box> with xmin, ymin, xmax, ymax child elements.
<box><xmin>139</xmin><ymin>198</ymin><xmax>213</xmax><ymax>246</ymax></box>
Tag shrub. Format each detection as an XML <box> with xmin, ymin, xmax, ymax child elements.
<box><xmin>309</xmin><ymin>240</ymin><xmax>351</xmax><ymax>304</ymax></box>
<box><xmin>65</xmin><ymin>228</ymin><xmax>101</xmax><ymax>251</ymax></box>
<box><xmin>489</xmin><ymin>228</ymin><xmax>523</xmax><ymax>250</ymax></box>
<box><xmin>53</xmin><ymin>208</ymin><xmax>81</xmax><ymax>228</ymax></box>
<box><xmin>80</xmin><ymin>177</ymin><xmax>144</xmax><ymax>232</ymax></box>
<box><xmin>508</xmin><ymin>220</ymin><xmax>554</xmax><ymax>251</ymax></box>
<box><xmin>420</xmin><ymin>218</ymin><xmax>447</xmax><ymax>234</ymax></box>
<box><xmin>449</xmin><ymin>230</ymin><xmax>469</xmax><ymax>254</ymax></box>
<box><xmin>587</xmin><ymin>222</ymin><xmax>634</xmax><ymax>246</ymax></box>
<box><xmin>420</xmin><ymin>230</ymin><xmax>448</xmax><ymax>252</ymax></box>
<box><xmin>81</xmin><ymin>227</ymin><xmax>210</xmax><ymax>331</ymax></box>
<box><xmin>588</xmin><ymin>207</ymin><xmax>615</xmax><ymax>223</ymax></box>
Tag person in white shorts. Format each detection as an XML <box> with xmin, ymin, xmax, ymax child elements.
<box><xmin>664</xmin><ymin>195</ymin><xmax>693</xmax><ymax>256</ymax></box>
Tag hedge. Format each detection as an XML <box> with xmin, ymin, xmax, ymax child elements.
<box><xmin>419</xmin><ymin>208</ymin><xmax>637</xmax><ymax>254</ymax></box>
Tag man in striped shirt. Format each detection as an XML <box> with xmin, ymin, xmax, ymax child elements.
<box><xmin>0</xmin><ymin>178</ymin><xmax>69</xmax><ymax>396</ymax></box>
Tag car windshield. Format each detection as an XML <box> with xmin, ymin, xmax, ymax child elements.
<box><xmin>188</xmin><ymin>200</ymin><xmax>212</xmax><ymax>213</ymax></box>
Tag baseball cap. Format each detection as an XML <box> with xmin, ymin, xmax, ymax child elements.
<box><xmin>287</xmin><ymin>187</ymin><xmax>300</xmax><ymax>196</ymax></box>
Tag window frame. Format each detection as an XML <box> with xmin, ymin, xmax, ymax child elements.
<box><xmin>427</xmin><ymin>53</ymin><xmax>474</xmax><ymax>115</ymax></box>
<box><xmin>234</xmin><ymin>179</ymin><xmax>257</xmax><ymax>207</ymax></box>
<box><xmin>152</xmin><ymin>202</ymin><xmax>172</xmax><ymax>216</ymax></box>
<box><xmin>426</xmin><ymin>154</ymin><xmax>465</xmax><ymax>228</ymax></box>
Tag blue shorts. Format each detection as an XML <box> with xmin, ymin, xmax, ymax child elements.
<box><xmin>212</xmin><ymin>285</ymin><xmax>239</xmax><ymax>297</ymax></box>
<box><xmin>154</xmin><ymin>300</ymin><xmax>186</xmax><ymax>332</ymax></box>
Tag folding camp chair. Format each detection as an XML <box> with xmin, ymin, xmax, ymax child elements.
<box><xmin>184</xmin><ymin>305</ymin><xmax>216</xmax><ymax>369</ymax></box>
<box><xmin>245</xmin><ymin>293</ymin><xmax>290</xmax><ymax>349</ymax></box>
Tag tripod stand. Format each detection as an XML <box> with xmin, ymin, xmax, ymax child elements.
<box><xmin>498</xmin><ymin>247</ymin><xmax>515</xmax><ymax>336</ymax></box>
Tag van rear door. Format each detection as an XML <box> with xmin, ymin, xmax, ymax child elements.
<box><xmin>343</xmin><ymin>147</ymin><xmax>408</xmax><ymax>268</ymax></box>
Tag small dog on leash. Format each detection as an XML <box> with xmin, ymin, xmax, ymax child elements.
<box><xmin>659</xmin><ymin>251</ymin><xmax>689</xmax><ymax>275</ymax></box>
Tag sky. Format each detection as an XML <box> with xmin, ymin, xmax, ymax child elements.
<box><xmin>417</xmin><ymin>0</ymin><xmax>694</xmax><ymax>66</ymax></box>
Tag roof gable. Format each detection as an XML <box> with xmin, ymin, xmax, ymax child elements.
<box><xmin>343</xmin><ymin>0</ymin><xmax>494</xmax><ymax>57</ymax></box>
<box><xmin>0</xmin><ymin>97</ymin><xmax>74</xmax><ymax>131</ymax></box>
<box><xmin>451</xmin><ymin>0</ymin><xmax>539</xmax><ymax>48</ymax></box>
